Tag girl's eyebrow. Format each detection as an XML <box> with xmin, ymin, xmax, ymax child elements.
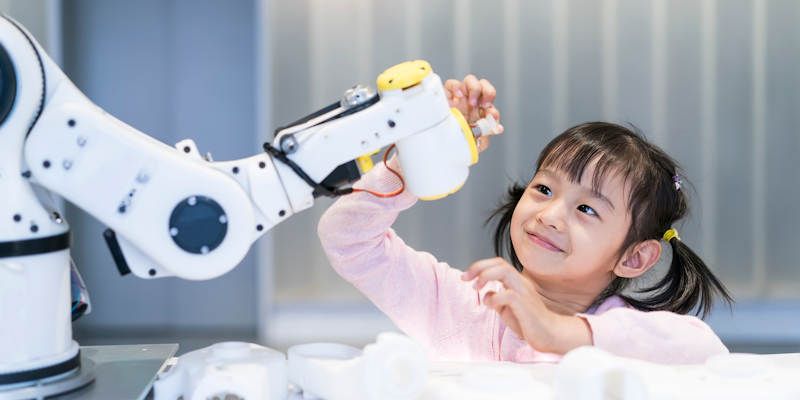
<box><xmin>537</xmin><ymin>169</ymin><xmax>616</xmax><ymax>211</ymax></box>
<box><xmin>587</xmin><ymin>189</ymin><xmax>615</xmax><ymax>211</ymax></box>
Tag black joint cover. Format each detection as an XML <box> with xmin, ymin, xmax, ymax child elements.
<box><xmin>103</xmin><ymin>229</ymin><xmax>131</xmax><ymax>276</ymax></box>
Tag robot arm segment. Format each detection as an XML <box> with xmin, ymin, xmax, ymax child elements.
<box><xmin>6</xmin><ymin>10</ymin><xmax>476</xmax><ymax>282</ymax></box>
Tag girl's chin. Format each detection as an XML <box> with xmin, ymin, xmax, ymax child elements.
<box><xmin>519</xmin><ymin>255</ymin><xmax>565</xmax><ymax>276</ymax></box>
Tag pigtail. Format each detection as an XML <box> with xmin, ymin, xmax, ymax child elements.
<box><xmin>486</xmin><ymin>183</ymin><xmax>526</xmax><ymax>272</ymax></box>
<box><xmin>626</xmin><ymin>237</ymin><xmax>733</xmax><ymax>318</ymax></box>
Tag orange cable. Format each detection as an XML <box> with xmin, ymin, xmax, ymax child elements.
<box><xmin>351</xmin><ymin>144</ymin><xmax>406</xmax><ymax>198</ymax></box>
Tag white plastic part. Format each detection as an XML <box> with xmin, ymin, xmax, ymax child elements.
<box><xmin>420</xmin><ymin>363</ymin><xmax>553</xmax><ymax>400</ymax></box>
<box><xmin>271</xmin><ymin>72</ymin><xmax>476</xmax><ymax>206</ymax></box>
<box><xmin>0</xmin><ymin>251</ymin><xmax>77</xmax><ymax>381</ymax></box>
<box><xmin>554</xmin><ymin>346</ymin><xmax>800</xmax><ymax>400</ymax></box>
<box><xmin>153</xmin><ymin>342</ymin><xmax>287</xmax><ymax>400</ymax></box>
<box><xmin>554</xmin><ymin>347</ymin><xmax>653</xmax><ymax>400</ymax></box>
<box><xmin>471</xmin><ymin>115</ymin><xmax>500</xmax><ymax>138</ymax></box>
<box><xmin>25</xmin><ymin>84</ymin><xmax>258</xmax><ymax>280</ymax></box>
<box><xmin>0</xmin><ymin>15</ymin><xmax>79</xmax><ymax>387</ymax></box>
<box><xmin>287</xmin><ymin>332</ymin><xmax>428</xmax><ymax>400</ymax></box>
<box><xmin>394</xmin><ymin>113</ymin><xmax>472</xmax><ymax>199</ymax></box>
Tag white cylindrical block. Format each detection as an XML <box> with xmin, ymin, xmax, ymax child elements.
<box><xmin>0</xmin><ymin>249</ymin><xmax>75</xmax><ymax>375</ymax></box>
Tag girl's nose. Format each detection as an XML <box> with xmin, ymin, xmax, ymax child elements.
<box><xmin>537</xmin><ymin>200</ymin><xmax>566</xmax><ymax>231</ymax></box>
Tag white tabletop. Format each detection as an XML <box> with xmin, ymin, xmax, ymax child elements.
<box><xmin>287</xmin><ymin>354</ymin><xmax>800</xmax><ymax>400</ymax></box>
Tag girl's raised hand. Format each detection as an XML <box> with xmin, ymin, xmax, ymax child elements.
<box><xmin>461</xmin><ymin>257</ymin><xmax>592</xmax><ymax>354</ymax></box>
<box><xmin>444</xmin><ymin>75</ymin><xmax>504</xmax><ymax>152</ymax></box>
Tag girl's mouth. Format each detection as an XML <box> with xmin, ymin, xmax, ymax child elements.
<box><xmin>527</xmin><ymin>232</ymin><xmax>564</xmax><ymax>253</ymax></box>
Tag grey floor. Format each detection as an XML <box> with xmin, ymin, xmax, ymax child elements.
<box><xmin>74</xmin><ymin>329</ymin><xmax>259</xmax><ymax>356</ymax></box>
<box><xmin>726</xmin><ymin>342</ymin><xmax>800</xmax><ymax>354</ymax></box>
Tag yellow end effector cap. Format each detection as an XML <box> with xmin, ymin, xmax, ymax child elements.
<box><xmin>451</xmin><ymin>108</ymin><xmax>479</xmax><ymax>165</ymax></box>
<box><xmin>377</xmin><ymin>60</ymin><xmax>433</xmax><ymax>91</ymax></box>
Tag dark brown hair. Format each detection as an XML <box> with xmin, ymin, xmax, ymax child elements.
<box><xmin>488</xmin><ymin>122</ymin><xmax>732</xmax><ymax>318</ymax></box>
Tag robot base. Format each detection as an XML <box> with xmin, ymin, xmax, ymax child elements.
<box><xmin>0</xmin><ymin>352</ymin><xmax>95</xmax><ymax>400</ymax></box>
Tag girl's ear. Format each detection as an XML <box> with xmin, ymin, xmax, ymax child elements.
<box><xmin>614</xmin><ymin>239</ymin><xmax>662</xmax><ymax>278</ymax></box>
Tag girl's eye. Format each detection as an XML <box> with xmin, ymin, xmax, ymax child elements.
<box><xmin>534</xmin><ymin>184</ymin><xmax>552</xmax><ymax>196</ymax></box>
<box><xmin>577</xmin><ymin>204</ymin><xmax>598</xmax><ymax>217</ymax></box>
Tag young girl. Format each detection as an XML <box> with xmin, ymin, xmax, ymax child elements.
<box><xmin>317</xmin><ymin>76</ymin><xmax>732</xmax><ymax>364</ymax></box>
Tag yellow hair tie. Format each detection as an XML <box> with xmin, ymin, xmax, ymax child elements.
<box><xmin>663</xmin><ymin>228</ymin><xmax>680</xmax><ymax>242</ymax></box>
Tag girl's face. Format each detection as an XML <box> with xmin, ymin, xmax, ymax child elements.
<box><xmin>510</xmin><ymin>162</ymin><xmax>632</xmax><ymax>294</ymax></box>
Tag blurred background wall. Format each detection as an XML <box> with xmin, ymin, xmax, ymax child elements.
<box><xmin>270</xmin><ymin>0</ymin><xmax>800</xmax><ymax>353</ymax></box>
<box><xmin>2</xmin><ymin>0</ymin><xmax>798</xmax><ymax>354</ymax></box>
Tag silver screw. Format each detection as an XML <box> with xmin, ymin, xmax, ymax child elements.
<box><xmin>62</xmin><ymin>160</ymin><xmax>73</xmax><ymax>170</ymax></box>
<box><xmin>77</xmin><ymin>136</ymin><xmax>87</xmax><ymax>147</ymax></box>
<box><xmin>136</xmin><ymin>172</ymin><xmax>150</xmax><ymax>183</ymax></box>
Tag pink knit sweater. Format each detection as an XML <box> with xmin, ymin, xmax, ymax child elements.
<box><xmin>317</xmin><ymin>163</ymin><xmax>728</xmax><ymax>364</ymax></box>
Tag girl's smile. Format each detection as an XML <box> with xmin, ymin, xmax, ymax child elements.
<box><xmin>525</xmin><ymin>229</ymin><xmax>565</xmax><ymax>253</ymax></box>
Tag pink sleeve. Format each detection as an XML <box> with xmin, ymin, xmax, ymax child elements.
<box><xmin>579</xmin><ymin>307</ymin><xmax>729</xmax><ymax>364</ymax></box>
<box><xmin>317</xmin><ymin>162</ymin><xmax>496</xmax><ymax>360</ymax></box>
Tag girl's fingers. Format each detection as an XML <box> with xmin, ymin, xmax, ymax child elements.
<box><xmin>444</xmin><ymin>79</ymin><xmax>465</xmax><ymax>99</ymax></box>
<box><xmin>447</xmin><ymin>76</ymin><xmax>499</xmax><ymax>126</ymax></box>
<box><xmin>473</xmin><ymin>264</ymin><xmax>526</xmax><ymax>293</ymax></box>
<box><xmin>485</xmin><ymin>292</ymin><xmax>520</xmax><ymax>327</ymax></box>
<box><xmin>483</xmin><ymin>290</ymin><xmax>516</xmax><ymax>311</ymax></box>
<box><xmin>449</xmin><ymin>96</ymin><xmax>467</xmax><ymax>111</ymax></box>
<box><xmin>499</xmin><ymin>306</ymin><xmax>523</xmax><ymax>337</ymax></box>
<box><xmin>483</xmin><ymin>290</ymin><xmax>499</xmax><ymax>308</ymax></box>
<box><xmin>484</xmin><ymin>291</ymin><xmax>526</xmax><ymax>338</ymax></box>
<box><xmin>474</xmin><ymin>266</ymin><xmax>507</xmax><ymax>291</ymax></box>
<box><xmin>463</xmin><ymin>74</ymin><xmax>482</xmax><ymax>107</ymax></box>
<box><xmin>478</xmin><ymin>78</ymin><xmax>497</xmax><ymax>105</ymax></box>
<box><xmin>477</xmin><ymin>136</ymin><xmax>491</xmax><ymax>152</ymax></box>
<box><xmin>470</xmin><ymin>108</ymin><xmax>483</xmax><ymax>126</ymax></box>
<box><xmin>462</xmin><ymin>257</ymin><xmax>505</xmax><ymax>280</ymax></box>
<box><xmin>445</xmin><ymin>79</ymin><xmax>469</xmax><ymax>112</ymax></box>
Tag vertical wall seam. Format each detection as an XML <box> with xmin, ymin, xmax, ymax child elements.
<box><xmin>552</xmin><ymin>0</ymin><xmax>569</xmax><ymax>134</ymax></box>
<box><xmin>752</xmin><ymin>0</ymin><xmax>767</xmax><ymax>295</ymax></box>
<box><xmin>504</xmin><ymin>0</ymin><xmax>520</xmax><ymax>172</ymax></box>
<box><xmin>405</xmin><ymin>0</ymin><xmax>421</xmax><ymax>60</ymax></box>
<box><xmin>701</xmin><ymin>0</ymin><xmax>718</xmax><ymax>268</ymax></box>
<box><xmin>651</xmin><ymin>0</ymin><xmax>667</xmax><ymax>146</ymax></box>
<box><xmin>602</xmin><ymin>0</ymin><xmax>619</xmax><ymax>121</ymax></box>
<box><xmin>453</xmin><ymin>0</ymin><xmax>471</xmax><ymax>265</ymax></box>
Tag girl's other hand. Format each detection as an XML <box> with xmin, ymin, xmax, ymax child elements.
<box><xmin>461</xmin><ymin>257</ymin><xmax>592</xmax><ymax>354</ymax></box>
<box><xmin>444</xmin><ymin>75</ymin><xmax>504</xmax><ymax>152</ymax></box>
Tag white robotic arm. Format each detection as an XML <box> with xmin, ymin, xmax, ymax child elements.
<box><xmin>0</xmin><ymin>14</ymin><xmax>493</xmax><ymax>390</ymax></box>
<box><xmin>19</xmin><ymin>35</ymin><xmax>482</xmax><ymax>282</ymax></box>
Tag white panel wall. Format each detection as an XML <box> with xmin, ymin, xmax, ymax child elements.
<box><xmin>266</xmin><ymin>0</ymin><xmax>800</xmax><ymax>347</ymax></box>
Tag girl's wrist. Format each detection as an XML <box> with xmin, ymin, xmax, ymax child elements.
<box><xmin>529</xmin><ymin>313</ymin><xmax>592</xmax><ymax>355</ymax></box>
<box><xmin>547</xmin><ymin>314</ymin><xmax>593</xmax><ymax>354</ymax></box>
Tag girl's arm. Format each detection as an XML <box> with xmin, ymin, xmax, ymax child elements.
<box><xmin>463</xmin><ymin>259</ymin><xmax>727</xmax><ymax>363</ymax></box>
<box><xmin>317</xmin><ymin>160</ymin><xmax>497</xmax><ymax>360</ymax></box>
<box><xmin>578</xmin><ymin>307</ymin><xmax>729</xmax><ymax>364</ymax></box>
